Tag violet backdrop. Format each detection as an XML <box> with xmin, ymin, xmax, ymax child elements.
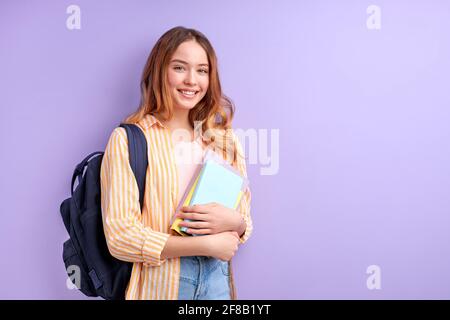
<box><xmin>0</xmin><ymin>0</ymin><xmax>449</xmax><ymax>299</ymax></box>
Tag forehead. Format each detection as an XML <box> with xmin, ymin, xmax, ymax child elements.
<box><xmin>171</xmin><ymin>40</ymin><xmax>208</xmax><ymax>65</ymax></box>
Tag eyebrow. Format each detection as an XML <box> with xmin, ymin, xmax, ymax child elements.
<box><xmin>170</xmin><ymin>59</ymin><xmax>209</xmax><ymax>67</ymax></box>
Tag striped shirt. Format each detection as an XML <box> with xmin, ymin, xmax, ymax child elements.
<box><xmin>100</xmin><ymin>113</ymin><xmax>252</xmax><ymax>300</ymax></box>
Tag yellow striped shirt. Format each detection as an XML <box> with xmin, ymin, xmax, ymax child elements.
<box><xmin>100</xmin><ymin>113</ymin><xmax>252</xmax><ymax>300</ymax></box>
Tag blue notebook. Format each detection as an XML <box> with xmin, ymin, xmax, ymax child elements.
<box><xmin>190</xmin><ymin>160</ymin><xmax>243</xmax><ymax>207</ymax></box>
<box><xmin>179</xmin><ymin>149</ymin><xmax>248</xmax><ymax>235</ymax></box>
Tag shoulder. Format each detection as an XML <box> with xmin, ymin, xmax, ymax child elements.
<box><xmin>104</xmin><ymin>127</ymin><xmax>129</xmax><ymax>155</ymax></box>
<box><xmin>109</xmin><ymin>123</ymin><xmax>148</xmax><ymax>142</ymax></box>
<box><xmin>108</xmin><ymin>127</ymin><xmax>127</xmax><ymax>143</ymax></box>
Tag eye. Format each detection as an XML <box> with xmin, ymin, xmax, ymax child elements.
<box><xmin>199</xmin><ymin>69</ymin><xmax>209</xmax><ymax>74</ymax></box>
<box><xmin>174</xmin><ymin>65</ymin><xmax>184</xmax><ymax>71</ymax></box>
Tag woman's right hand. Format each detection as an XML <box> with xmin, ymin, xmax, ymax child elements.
<box><xmin>203</xmin><ymin>231</ymin><xmax>240</xmax><ymax>261</ymax></box>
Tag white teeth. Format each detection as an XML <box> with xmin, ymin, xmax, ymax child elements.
<box><xmin>180</xmin><ymin>90</ymin><xmax>196</xmax><ymax>95</ymax></box>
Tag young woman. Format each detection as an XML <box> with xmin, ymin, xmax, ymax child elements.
<box><xmin>100</xmin><ymin>26</ymin><xmax>252</xmax><ymax>300</ymax></box>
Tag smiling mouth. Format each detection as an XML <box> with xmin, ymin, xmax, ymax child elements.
<box><xmin>177</xmin><ymin>89</ymin><xmax>199</xmax><ymax>98</ymax></box>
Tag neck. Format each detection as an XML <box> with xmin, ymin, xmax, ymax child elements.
<box><xmin>161</xmin><ymin>109</ymin><xmax>192</xmax><ymax>131</ymax></box>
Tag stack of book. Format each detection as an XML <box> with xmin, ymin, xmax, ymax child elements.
<box><xmin>170</xmin><ymin>149</ymin><xmax>249</xmax><ymax>236</ymax></box>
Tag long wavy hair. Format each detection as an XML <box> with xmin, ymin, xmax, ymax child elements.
<box><xmin>123</xmin><ymin>26</ymin><xmax>241</xmax><ymax>167</ymax></box>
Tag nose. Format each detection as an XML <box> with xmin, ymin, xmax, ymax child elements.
<box><xmin>183</xmin><ymin>69</ymin><xmax>197</xmax><ymax>86</ymax></box>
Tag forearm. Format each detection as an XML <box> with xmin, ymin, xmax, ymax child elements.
<box><xmin>160</xmin><ymin>235</ymin><xmax>210</xmax><ymax>260</ymax></box>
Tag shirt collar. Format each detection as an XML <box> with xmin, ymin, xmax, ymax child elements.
<box><xmin>140</xmin><ymin>113</ymin><xmax>210</xmax><ymax>142</ymax></box>
<box><xmin>140</xmin><ymin>113</ymin><xmax>166</xmax><ymax>129</ymax></box>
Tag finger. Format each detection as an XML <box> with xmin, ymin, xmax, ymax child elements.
<box><xmin>179</xmin><ymin>221</ymin><xmax>210</xmax><ymax>229</ymax></box>
<box><xmin>186</xmin><ymin>228</ymin><xmax>212</xmax><ymax>235</ymax></box>
<box><xmin>178</xmin><ymin>212</ymin><xmax>208</xmax><ymax>221</ymax></box>
<box><xmin>182</xmin><ymin>203</ymin><xmax>216</xmax><ymax>214</ymax></box>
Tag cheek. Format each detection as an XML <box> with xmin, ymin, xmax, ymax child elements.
<box><xmin>167</xmin><ymin>71</ymin><xmax>182</xmax><ymax>88</ymax></box>
<box><xmin>200</xmin><ymin>78</ymin><xmax>209</xmax><ymax>92</ymax></box>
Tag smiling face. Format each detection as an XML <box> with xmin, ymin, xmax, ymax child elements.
<box><xmin>167</xmin><ymin>40</ymin><xmax>210</xmax><ymax>113</ymax></box>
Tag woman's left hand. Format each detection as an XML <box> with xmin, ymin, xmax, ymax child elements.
<box><xmin>176</xmin><ymin>202</ymin><xmax>243</xmax><ymax>235</ymax></box>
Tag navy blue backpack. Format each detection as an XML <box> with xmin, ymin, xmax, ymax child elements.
<box><xmin>60</xmin><ymin>124</ymin><xmax>148</xmax><ymax>300</ymax></box>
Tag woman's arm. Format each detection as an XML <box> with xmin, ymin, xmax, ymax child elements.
<box><xmin>160</xmin><ymin>235</ymin><xmax>209</xmax><ymax>259</ymax></box>
<box><xmin>162</xmin><ymin>232</ymin><xmax>240</xmax><ymax>261</ymax></box>
<box><xmin>101</xmin><ymin>128</ymin><xmax>171</xmax><ymax>267</ymax></box>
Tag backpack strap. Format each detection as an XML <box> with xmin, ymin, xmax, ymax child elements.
<box><xmin>119</xmin><ymin>124</ymin><xmax>148</xmax><ymax>211</ymax></box>
<box><xmin>71</xmin><ymin>151</ymin><xmax>103</xmax><ymax>196</ymax></box>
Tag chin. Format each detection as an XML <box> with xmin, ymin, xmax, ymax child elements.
<box><xmin>174</xmin><ymin>103</ymin><xmax>197</xmax><ymax>111</ymax></box>
<box><xmin>173</xmin><ymin>96</ymin><xmax>198</xmax><ymax>109</ymax></box>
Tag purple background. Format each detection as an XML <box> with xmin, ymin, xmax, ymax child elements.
<box><xmin>1</xmin><ymin>0</ymin><xmax>449</xmax><ymax>299</ymax></box>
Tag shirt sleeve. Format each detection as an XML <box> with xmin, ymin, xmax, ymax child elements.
<box><xmin>100</xmin><ymin>127</ymin><xmax>170</xmax><ymax>267</ymax></box>
<box><xmin>232</xmin><ymin>130</ymin><xmax>253</xmax><ymax>244</ymax></box>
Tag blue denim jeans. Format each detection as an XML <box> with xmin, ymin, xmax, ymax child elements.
<box><xmin>178</xmin><ymin>256</ymin><xmax>231</xmax><ymax>300</ymax></box>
